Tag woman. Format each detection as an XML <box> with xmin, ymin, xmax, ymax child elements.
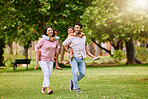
<box><xmin>35</xmin><ymin>25</ymin><xmax>62</xmax><ymax>94</ymax></box>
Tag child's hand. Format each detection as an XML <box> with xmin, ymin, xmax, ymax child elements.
<box><xmin>49</xmin><ymin>37</ymin><xmax>54</xmax><ymax>42</ymax></box>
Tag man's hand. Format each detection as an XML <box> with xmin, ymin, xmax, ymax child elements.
<box><xmin>62</xmin><ymin>45</ymin><xmax>70</xmax><ymax>53</ymax></box>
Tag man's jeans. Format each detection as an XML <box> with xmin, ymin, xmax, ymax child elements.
<box><xmin>70</xmin><ymin>57</ymin><xmax>86</xmax><ymax>89</ymax></box>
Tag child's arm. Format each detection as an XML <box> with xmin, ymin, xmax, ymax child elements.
<box><xmin>77</xmin><ymin>32</ymin><xmax>84</xmax><ymax>38</ymax></box>
<box><xmin>68</xmin><ymin>33</ymin><xmax>77</xmax><ymax>36</ymax></box>
<box><xmin>42</xmin><ymin>35</ymin><xmax>60</xmax><ymax>41</ymax></box>
<box><xmin>81</xmin><ymin>32</ymin><xmax>84</xmax><ymax>36</ymax></box>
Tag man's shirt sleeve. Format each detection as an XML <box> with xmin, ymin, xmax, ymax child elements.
<box><xmin>62</xmin><ymin>36</ymin><xmax>73</xmax><ymax>46</ymax></box>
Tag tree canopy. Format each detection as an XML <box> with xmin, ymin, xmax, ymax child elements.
<box><xmin>81</xmin><ymin>0</ymin><xmax>148</xmax><ymax>64</ymax></box>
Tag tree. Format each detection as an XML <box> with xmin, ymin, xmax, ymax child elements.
<box><xmin>18</xmin><ymin>26</ymin><xmax>38</xmax><ymax>59</ymax></box>
<box><xmin>0</xmin><ymin>1</ymin><xmax>19</xmax><ymax>66</ymax></box>
<box><xmin>0</xmin><ymin>0</ymin><xmax>93</xmax><ymax>65</ymax></box>
<box><xmin>81</xmin><ymin>0</ymin><xmax>148</xmax><ymax>64</ymax></box>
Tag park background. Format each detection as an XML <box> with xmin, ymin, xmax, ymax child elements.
<box><xmin>0</xmin><ymin>0</ymin><xmax>148</xmax><ymax>98</ymax></box>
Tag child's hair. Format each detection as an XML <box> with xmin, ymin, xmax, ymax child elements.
<box><xmin>43</xmin><ymin>25</ymin><xmax>55</xmax><ymax>37</ymax></box>
<box><xmin>54</xmin><ymin>29</ymin><xmax>58</xmax><ymax>33</ymax></box>
<box><xmin>68</xmin><ymin>26</ymin><xmax>74</xmax><ymax>31</ymax></box>
<box><xmin>75</xmin><ymin>22</ymin><xmax>83</xmax><ymax>29</ymax></box>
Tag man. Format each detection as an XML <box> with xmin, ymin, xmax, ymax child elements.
<box><xmin>62</xmin><ymin>22</ymin><xmax>100</xmax><ymax>92</ymax></box>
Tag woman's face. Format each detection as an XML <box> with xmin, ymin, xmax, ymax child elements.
<box><xmin>68</xmin><ymin>28</ymin><xmax>74</xmax><ymax>34</ymax></box>
<box><xmin>46</xmin><ymin>27</ymin><xmax>53</xmax><ymax>37</ymax></box>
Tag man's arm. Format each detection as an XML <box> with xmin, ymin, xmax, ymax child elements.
<box><xmin>62</xmin><ymin>37</ymin><xmax>73</xmax><ymax>53</ymax></box>
<box><xmin>62</xmin><ymin>45</ymin><xmax>70</xmax><ymax>53</ymax></box>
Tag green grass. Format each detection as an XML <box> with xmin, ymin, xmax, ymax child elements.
<box><xmin>0</xmin><ymin>63</ymin><xmax>148</xmax><ymax>99</ymax></box>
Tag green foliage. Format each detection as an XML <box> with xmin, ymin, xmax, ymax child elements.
<box><xmin>18</xmin><ymin>25</ymin><xmax>38</xmax><ymax>48</ymax></box>
<box><xmin>4</xmin><ymin>52</ymin><xmax>25</xmax><ymax>67</ymax></box>
<box><xmin>81</xmin><ymin>0</ymin><xmax>148</xmax><ymax>41</ymax></box>
<box><xmin>135</xmin><ymin>47</ymin><xmax>148</xmax><ymax>62</ymax></box>
<box><xmin>113</xmin><ymin>50</ymin><xmax>126</xmax><ymax>61</ymax></box>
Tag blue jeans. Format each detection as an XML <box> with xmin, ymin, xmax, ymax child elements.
<box><xmin>70</xmin><ymin>57</ymin><xmax>86</xmax><ymax>89</ymax></box>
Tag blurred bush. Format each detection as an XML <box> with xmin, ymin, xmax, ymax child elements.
<box><xmin>135</xmin><ymin>47</ymin><xmax>148</xmax><ymax>62</ymax></box>
<box><xmin>113</xmin><ymin>50</ymin><xmax>126</xmax><ymax>61</ymax></box>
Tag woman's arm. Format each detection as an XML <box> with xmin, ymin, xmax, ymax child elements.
<box><xmin>34</xmin><ymin>39</ymin><xmax>44</xmax><ymax>69</ymax></box>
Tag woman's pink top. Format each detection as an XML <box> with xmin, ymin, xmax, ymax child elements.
<box><xmin>35</xmin><ymin>38</ymin><xmax>58</xmax><ymax>62</ymax></box>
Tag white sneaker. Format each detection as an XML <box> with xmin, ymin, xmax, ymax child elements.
<box><xmin>93</xmin><ymin>57</ymin><xmax>100</xmax><ymax>61</ymax></box>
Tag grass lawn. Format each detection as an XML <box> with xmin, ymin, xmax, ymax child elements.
<box><xmin>0</xmin><ymin>63</ymin><xmax>148</xmax><ymax>99</ymax></box>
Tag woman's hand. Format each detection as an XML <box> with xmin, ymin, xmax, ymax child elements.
<box><xmin>34</xmin><ymin>65</ymin><xmax>38</xmax><ymax>70</ymax></box>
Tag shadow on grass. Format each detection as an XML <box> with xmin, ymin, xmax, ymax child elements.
<box><xmin>0</xmin><ymin>63</ymin><xmax>71</xmax><ymax>73</ymax></box>
<box><xmin>86</xmin><ymin>63</ymin><xmax>148</xmax><ymax>68</ymax></box>
<box><xmin>1</xmin><ymin>63</ymin><xmax>148</xmax><ymax>73</ymax></box>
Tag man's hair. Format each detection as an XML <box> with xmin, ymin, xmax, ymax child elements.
<box><xmin>68</xmin><ymin>26</ymin><xmax>74</xmax><ymax>31</ymax></box>
<box><xmin>75</xmin><ymin>22</ymin><xmax>83</xmax><ymax>29</ymax></box>
<box><xmin>43</xmin><ymin>25</ymin><xmax>55</xmax><ymax>37</ymax></box>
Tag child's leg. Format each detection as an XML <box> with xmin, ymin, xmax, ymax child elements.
<box><xmin>69</xmin><ymin>48</ymin><xmax>73</xmax><ymax>61</ymax></box>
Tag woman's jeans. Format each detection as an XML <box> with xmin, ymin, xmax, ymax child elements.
<box><xmin>70</xmin><ymin>57</ymin><xmax>86</xmax><ymax>89</ymax></box>
<box><xmin>39</xmin><ymin>61</ymin><xmax>53</xmax><ymax>88</ymax></box>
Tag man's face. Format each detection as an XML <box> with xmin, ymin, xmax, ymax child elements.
<box><xmin>74</xmin><ymin>25</ymin><xmax>82</xmax><ymax>34</ymax></box>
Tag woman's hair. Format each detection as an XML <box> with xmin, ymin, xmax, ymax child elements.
<box><xmin>68</xmin><ymin>26</ymin><xmax>74</xmax><ymax>31</ymax></box>
<box><xmin>43</xmin><ymin>25</ymin><xmax>55</xmax><ymax>37</ymax></box>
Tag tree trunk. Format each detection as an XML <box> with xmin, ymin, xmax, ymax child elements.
<box><xmin>10</xmin><ymin>43</ymin><xmax>13</xmax><ymax>54</ymax></box>
<box><xmin>32</xmin><ymin>41</ymin><xmax>35</xmax><ymax>50</ymax></box>
<box><xmin>95</xmin><ymin>41</ymin><xmax>99</xmax><ymax>57</ymax></box>
<box><xmin>146</xmin><ymin>38</ymin><xmax>148</xmax><ymax>51</ymax></box>
<box><xmin>125</xmin><ymin>35</ymin><xmax>141</xmax><ymax>64</ymax></box>
<box><xmin>0</xmin><ymin>38</ymin><xmax>5</xmax><ymax>66</ymax></box>
<box><xmin>13</xmin><ymin>41</ymin><xmax>17</xmax><ymax>55</ymax></box>
<box><xmin>99</xmin><ymin>42</ymin><xmax>102</xmax><ymax>56</ymax></box>
<box><xmin>24</xmin><ymin>47</ymin><xmax>28</xmax><ymax>59</ymax></box>
<box><xmin>111</xmin><ymin>38</ymin><xmax>123</xmax><ymax>50</ymax></box>
<box><xmin>29</xmin><ymin>47</ymin><xmax>31</xmax><ymax>59</ymax></box>
<box><xmin>60</xmin><ymin>46</ymin><xmax>64</xmax><ymax>63</ymax></box>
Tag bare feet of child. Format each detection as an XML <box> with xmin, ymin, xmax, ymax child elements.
<box><xmin>93</xmin><ymin>57</ymin><xmax>100</xmax><ymax>61</ymax></box>
<box><xmin>55</xmin><ymin>66</ymin><xmax>63</xmax><ymax>70</ymax></box>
